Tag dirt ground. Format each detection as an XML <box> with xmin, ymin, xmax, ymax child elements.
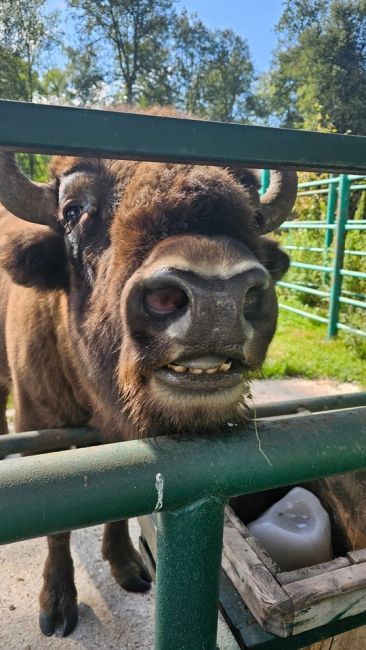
<box><xmin>0</xmin><ymin>378</ymin><xmax>363</xmax><ymax>650</ymax></box>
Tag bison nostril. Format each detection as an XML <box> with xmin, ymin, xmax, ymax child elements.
<box><xmin>243</xmin><ymin>286</ymin><xmax>262</xmax><ymax>320</ymax></box>
<box><xmin>144</xmin><ymin>286</ymin><xmax>188</xmax><ymax>315</ymax></box>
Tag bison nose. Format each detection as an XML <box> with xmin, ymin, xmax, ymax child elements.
<box><xmin>142</xmin><ymin>264</ymin><xmax>270</xmax><ymax>331</ymax></box>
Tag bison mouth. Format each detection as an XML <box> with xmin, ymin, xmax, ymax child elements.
<box><xmin>154</xmin><ymin>355</ymin><xmax>248</xmax><ymax>391</ymax></box>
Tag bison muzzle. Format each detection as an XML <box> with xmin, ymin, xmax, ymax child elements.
<box><xmin>0</xmin><ymin>111</ymin><xmax>297</xmax><ymax>637</ymax></box>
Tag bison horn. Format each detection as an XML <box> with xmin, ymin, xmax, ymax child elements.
<box><xmin>0</xmin><ymin>152</ymin><xmax>57</xmax><ymax>226</ymax></box>
<box><xmin>256</xmin><ymin>169</ymin><xmax>298</xmax><ymax>234</ymax></box>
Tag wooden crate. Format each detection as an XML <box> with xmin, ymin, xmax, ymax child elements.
<box><xmin>222</xmin><ymin>505</ymin><xmax>366</xmax><ymax>638</ymax></box>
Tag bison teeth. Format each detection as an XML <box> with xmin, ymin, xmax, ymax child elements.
<box><xmin>167</xmin><ymin>364</ymin><xmax>186</xmax><ymax>373</ymax></box>
<box><xmin>166</xmin><ymin>361</ymin><xmax>232</xmax><ymax>374</ymax></box>
<box><xmin>220</xmin><ymin>362</ymin><xmax>232</xmax><ymax>372</ymax></box>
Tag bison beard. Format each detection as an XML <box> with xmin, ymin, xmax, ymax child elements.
<box><xmin>0</xmin><ymin>108</ymin><xmax>297</xmax><ymax>637</ymax></box>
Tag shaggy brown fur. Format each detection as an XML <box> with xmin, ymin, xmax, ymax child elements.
<box><xmin>0</xmin><ymin>109</ymin><xmax>296</xmax><ymax>636</ymax></box>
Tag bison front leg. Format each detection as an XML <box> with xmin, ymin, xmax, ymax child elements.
<box><xmin>102</xmin><ymin>520</ymin><xmax>152</xmax><ymax>593</ymax></box>
<box><xmin>39</xmin><ymin>532</ymin><xmax>78</xmax><ymax>637</ymax></box>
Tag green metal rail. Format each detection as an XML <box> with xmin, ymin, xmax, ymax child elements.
<box><xmin>1</xmin><ymin>100</ymin><xmax>366</xmax><ymax>649</ymax></box>
<box><xmin>266</xmin><ymin>169</ymin><xmax>366</xmax><ymax>338</ymax></box>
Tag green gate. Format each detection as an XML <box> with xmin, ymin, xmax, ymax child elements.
<box><xmin>0</xmin><ymin>99</ymin><xmax>366</xmax><ymax>650</ymax></box>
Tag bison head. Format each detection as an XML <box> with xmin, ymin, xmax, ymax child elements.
<box><xmin>0</xmin><ymin>138</ymin><xmax>297</xmax><ymax>438</ymax></box>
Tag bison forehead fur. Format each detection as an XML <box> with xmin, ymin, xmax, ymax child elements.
<box><xmin>0</xmin><ymin>116</ymin><xmax>296</xmax><ymax>441</ymax></box>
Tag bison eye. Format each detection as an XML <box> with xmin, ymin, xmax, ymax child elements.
<box><xmin>63</xmin><ymin>205</ymin><xmax>84</xmax><ymax>230</ymax></box>
<box><xmin>144</xmin><ymin>286</ymin><xmax>188</xmax><ymax>315</ymax></box>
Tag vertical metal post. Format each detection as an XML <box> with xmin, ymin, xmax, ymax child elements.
<box><xmin>327</xmin><ymin>174</ymin><xmax>350</xmax><ymax>337</ymax></box>
<box><xmin>155</xmin><ymin>497</ymin><xmax>225</xmax><ymax>650</ymax></box>
<box><xmin>323</xmin><ymin>174</ymin><xmax>338</xmax><ymax>282</ymax></box>
<box><xmin>260</xmin><ymin>169</ymin><xmax>270</xmax><ymax>195</ymax></box>
<box><xmin>324</xmin><ymin>175</ymin><xmax>337</xmax><ymax>249</ymax></box>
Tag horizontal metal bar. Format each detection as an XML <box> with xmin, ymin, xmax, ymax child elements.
<box><xmin>345</xmin><ymin>223</ymin><xmax>366</xmax><ymax>230</ymax></box>
<box><xmin>341</xmin><ymin>269</ymin><xmax>366</xmax><ymax>279</ymax></box>
<box><xmin>343</xmin><ymin>289</ymin><xmax>366</xmax><ymax>298</ymax></box>
<box><xmin>290</xmin><ymin>261</ymin><xmax>332</xmax><ymax>272</ymax></box>
<box><xmin>349</xmin><ymin>175</ymin><xmax>366</xmax><ymax>180</ymax></box>
<box><xmin>1</xmin><ymin>100</ymin><xmax>366</xmax><ymax>172</ymax></box>
<box><xmin>278</xmin><ymin>281</ymin><xmax>329</xmax><ymax>298</ymax></box>
<box><xmin>350</xmin><ymin>183</ymin><xmax>366</xmax><ymax>190</ymax></box>
<box><xmin>0</xmin><ymin>427</ymin><xmax>101</xmax><ymax>455</ymax></box>
<box><xmin>281</xmin><ymin>222</ymin><xmax>336</xmax><ymax>229</ymax></box>
<box><xmin>344</xmin><ymin>249</ymin><xmax>366</xmax><ymax>257</ymax></box>
<box><xmin>298</xmin><ymin>177</ymin><xmax>340</xmax><ymax>188</ymax></box>
<box><xmin>297</xmin><ymin>189</ymin><xmax>329</xmax><ymax>196</ymax></box>
<box><xmin>283</xmin><ymin>245</ymin><xmax>325</xmax><ymax>253</ymax></box>
<box><xmin>339</xmin><ymin>296</ymin><xmax>366</xmax><ymax>309</ymax></box>
<box><xmin>1</xmin><ymin>408</ymin><xmax>366</xmax><ymax>545</ymax></box>
<box><xmin>281</xmin><ymin>222</ymin><xmax>366</xmax><ymax>231</ymax></box>
<box><xmin>336</xmin><ymin>322</ymin><xmax>366</xmax><ymax>337</ymax></box>
<box><xmin>279</xmin><ymin>303</ymin><xmax>329</xmax><ymax>323</ymax></box>
<box><xmin>254</xmin><ymin>392</ymin><xmax>366</xmax><ymax>418</ymax></box>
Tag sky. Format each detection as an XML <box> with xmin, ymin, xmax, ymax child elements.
<box><xmin>179</xmin><ymin>1</ymin><xmax>284</xmax><ymax>71</ymax></box>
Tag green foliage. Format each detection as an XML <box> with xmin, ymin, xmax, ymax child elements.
<box><xmin>16</xmin><ymin>153</ymin><xmax>50</xmax><ymax>182</ymax></box>
<box><xmin>262</xmin><ymin>0</ymin><xmax>366</xmax><ymax>134</ymax></box>
<box><xmin>170</xmin><ymin>12</ymin><xmax>254</xmax><ymax>121</ymax></box>
<box><xmin>0</xmin><ymin>47</ymin><xmax>29</xmax><ymax>100</ymax></box>
<box><xmin>67</xmin><ymin>0</ymin><xmax>175</xmax><ymax>105</ymax></box>
<box><xmin>0</xmin><ymin>0</ymin><xmax>59</xmax><ymax>103</ymax></box>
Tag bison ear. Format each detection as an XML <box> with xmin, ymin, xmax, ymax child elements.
<box><xmin>0</xmin><ymin>229</ymin><xmax>69</xmax><ymax>291</ymax></box>
<box><xmin>260</xmin><ymin>237</ymin><xmax>290</xmax><ymax>282</ymax></box>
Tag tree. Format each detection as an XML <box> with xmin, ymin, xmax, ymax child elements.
<box><xmin>0</xmin><ymin>0</ymin><xmax>60</xmax><ymax>177</ymax></box>
<box><xmin>0</xmin><ymin>47</ymin><xmax>29</xmax><ymax>101</ymax></box>
<box><xmin>170</xmin><ymin>11</ymin><xmax>255</xmax><ymax>122</ymax></box>
<box><xmin>41</xmin><ymin>48</ymin><xmax>104</xmax><ymax>107</ymax></box>
<box><xmin>200</xmin><ymin>29</ymin><xmax>254</xmax><ymax>122</ymax></box>
<box><xmin>67</xmin><ymin>0</ymin><xmax>174</xmax><ymax>105</ymax></box>
<box><xmin>0</xmin><ymin>0</ymin><xmax>59</xmax><ymax>103</ymax></box>
<box><xmin>263</xmin><ymin>0</ymin><xmax>366</xmax><ymax>134</ymax></box>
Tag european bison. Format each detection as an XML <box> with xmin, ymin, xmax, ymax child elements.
<box><xmin>0</xmin><ymin>108</ymin><xmax>297</xmax><ymax>636</ymax></box>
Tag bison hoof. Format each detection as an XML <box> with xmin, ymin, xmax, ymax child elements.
<box><xmin>121</xmin><ymin>568</ymin><xmax>152</xmax><ymax>593</ymax></box>
<box><xmin>39</xmin><ymin>584</ymin><xmax>78</xmax><ymax>637</ymax></box>
<box><xmin>111</xmin><ymin>558</ymin><xmax>152</xmax><ymax>594</ymax></box>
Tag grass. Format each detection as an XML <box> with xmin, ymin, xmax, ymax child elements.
<box><xmin>262</xmin><ymin>307</ymin><xmax>366</xmax><ymax>387</ymax></box>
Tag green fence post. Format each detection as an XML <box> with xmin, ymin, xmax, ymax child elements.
<box><xmin>327</xmin><ymin>174</ymin><xmax>350</xmax><ymax>337</ymax></box>
<box><xmin>260</xmin><ymin>169</ymin><xmax>270</xmax><ymax>195</ymax></box>
<box><xmin>324</xmin><ymin>174</ymin><xmax>337</xmax><ymax>248</ymax></box>
<box><xmin>323</xmin><ymin>174</ymin><xmax>338</xmax><ymax>282</ymax></box>
<box><xmin>155</xmin><ymin>496</ymin><xmax>225</xmax><ymax>650</ymax></box>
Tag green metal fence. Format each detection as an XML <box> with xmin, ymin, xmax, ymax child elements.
<box><xmin>261</xmin><ymin>170</ymin><xmax>366</xmax><ymax>338</ymax></box>
<box><xmin>1</xmin><ymin>99</ymin><xmax>366</xmax><ymax>650</ymax></box>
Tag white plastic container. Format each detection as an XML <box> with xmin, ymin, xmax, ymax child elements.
<box><xmin>247</xmin><ymin>487</ymin><xmax>332</xmax><ymax>571</ymax></box>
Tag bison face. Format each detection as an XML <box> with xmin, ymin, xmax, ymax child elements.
<box><xmin>118</xmin><ymin>233</ymin><xmax>282</xmax><ymax>432</ymax></box>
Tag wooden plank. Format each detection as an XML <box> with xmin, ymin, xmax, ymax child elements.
<box><xmin>222</xmin><ymin>521</ymin><xmax>294</xmax><ymax>637</ymax></box>
<box><xmin>283</xmin><ymin>563</ymin><xmax>366</xmax><ymax>634</ymax></box>
<box><xmin>307</xmin><ymin>624</ymin><xmax>366</xmax><ymax>649</ymax></box>
<box><xmin>311</xmin><ymin>473</ymin><xmax>366</xmax><ymax>552</ymax></box>
<box><xmin>347</xmin><ymin>549</ymin><xmax>366</xmax><ymax>564</ymax></box>
<box><xmin>225</xmin><ymin>507</ymin><xmax>279</xmax><ymax>575</ymax></box>
<box><xmin>277</xmin><ymin>557</ymin><xmax>351</xmax><ymax>586</ymax></box>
